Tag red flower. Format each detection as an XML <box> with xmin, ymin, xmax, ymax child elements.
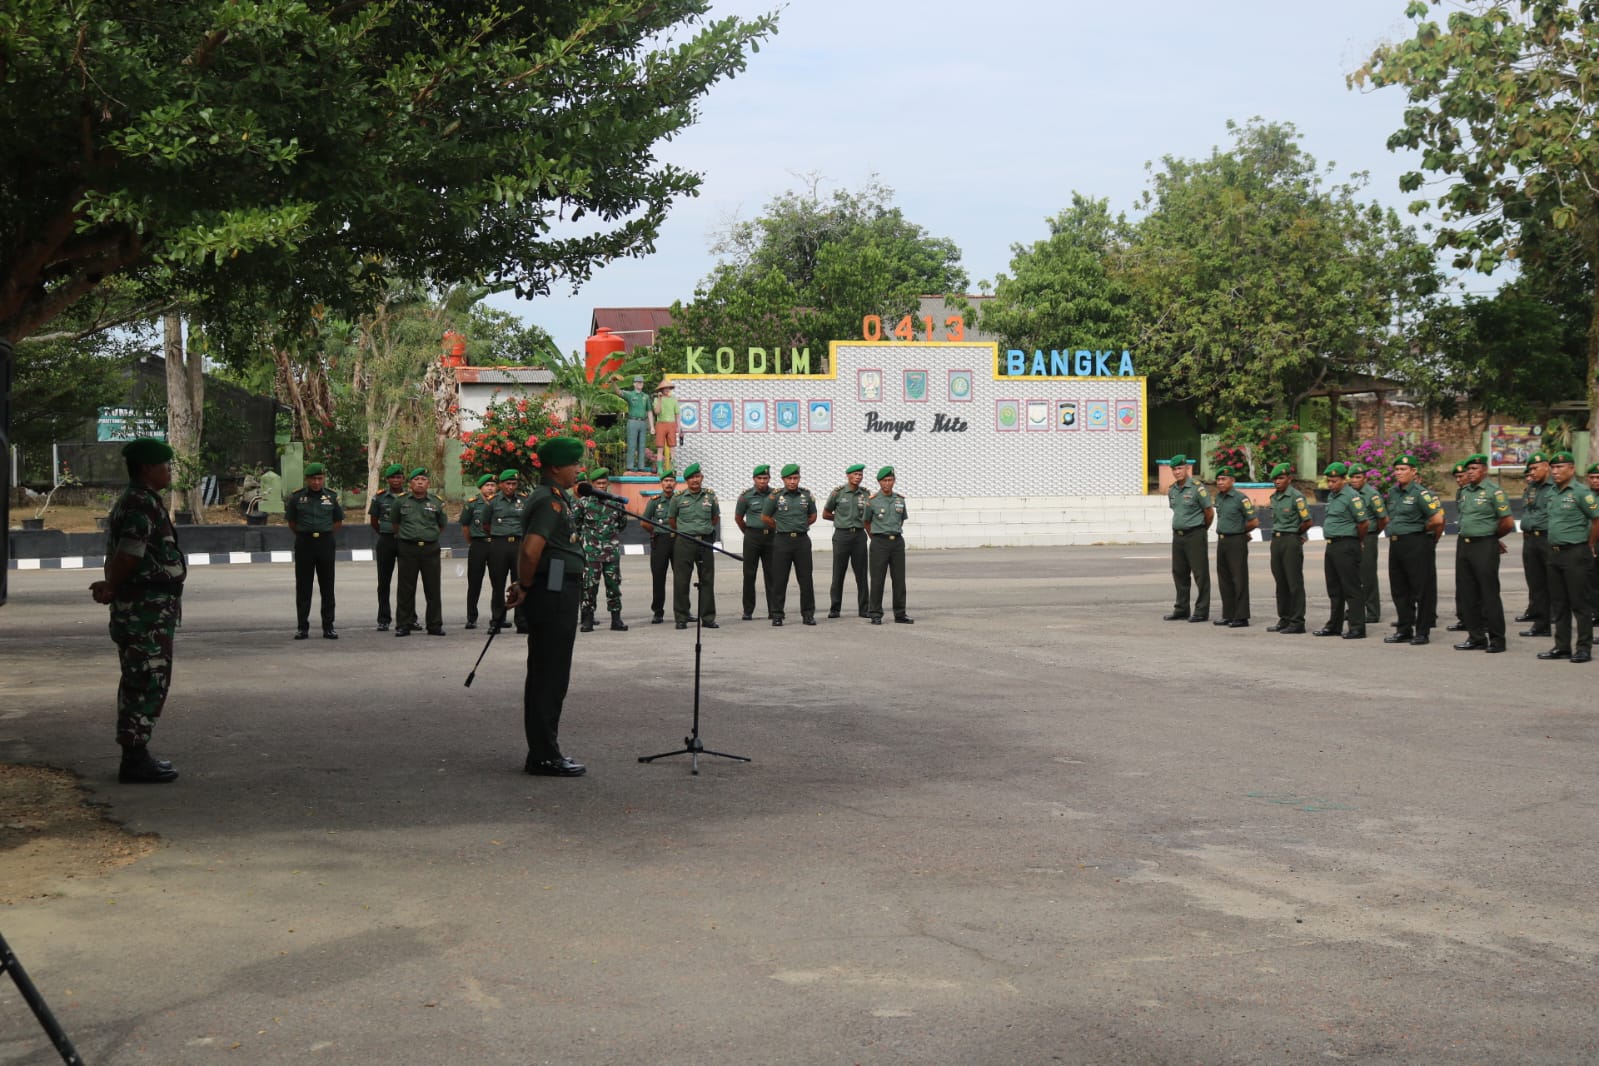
<box><xmin>526</xmin><ymin>435</ymin><xmax>538</xmax><ymax>447</ymax></box>
<box><xmin>584</xmin><ymin>439</ymin><xmax>596</xmax><ymax>449</ymax></box>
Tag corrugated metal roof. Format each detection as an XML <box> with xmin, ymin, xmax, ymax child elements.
<box><xmin>590</xmin><ymin>308</ymin><xmax>676</xmax><ymax>351</ymax></box>
<box><xmin>453</xmin><ymin>367</ymin><xmax>554</xmax><ymax>385</ymax></box>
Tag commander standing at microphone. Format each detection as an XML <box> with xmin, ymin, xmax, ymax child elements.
<box><xmin>505</xmin><ymin>436</ymin><xmax>588</xmax><ymax>778</ymax></box>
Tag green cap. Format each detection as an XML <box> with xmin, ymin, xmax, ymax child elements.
<box><xmin>781</xmin><ymin>463</ymin><xmax>799</xmax><ymax>477</ymax></box>
<box><xmin>1391</xmin><ymin>454</ymin><xmax>1419</xmax><ymax>468</ymax></box>
<box><xmin>1323</xmin><ymin>462</ymin><xmax>1348</xmax><ymax>477</ymax></box>
<box><xmin>1528</xmin><ymin>451</ymin><xmax>1550</xmax><ymax>465</ymax></box>
<box><xmin>1587</xmin><ymin>463</ymin><xmax>1599</xmax><ymax>475</ymax></box>
<box><xmin>1215</xmin><ymin>466</ymin><xmax>1236</xmax><ymax>479</ymax></box>
<box><xmin>588</xmin><ymin>466</ymin><xmax>611</xmax><ymax>481</ymax></box>
<box><xmin>536</xmin><ymin>436</ymin><xmax>585</xmax><ymax>468</ymax></box>
<box><xmin>1549</xmin><ymin>450</ymin><xmax>1575</xmax><ymax>465</ymax></box>
<box><xmin>576</xmin><ymin>469</ymin><xmax>589</xmax><ymax>482</ymax></box>
<box><xmin>499</xmin><ymin>469</ymin><xmax>520</xmax><ymax>482</ymax></box>
<box><xmin>660</xmin><ymin>469</ymin><xmax>676</xmax><ymax>481</ymax></box>
<box><xmin>1269</xmin><ymin>463</ymin><xmax>1292</xmax><ymax>478</ymax></box>
<box><xmin>304</xmin><ymin>462</ymin><xmax>326</xmax><ymax>477</ymax></box>
<box><xmin>1168</xmin><ymin>453</ymin><xmax>1189</xmax><ymax>467</ymax></box>
<box><xmin>752</xmin><ymin>464</ymin><xmax>770</xmax><ymax>477</ymax></box>
<box><xmin>877</xmin><ymin>465</ymin><xmax>895</xmax><ymax>480</ymax></box>
<box><xmin>383</xmin><ymin>463</ymin><xmax>405</xmax><ymax>479</ymax></box>
<box><xmin>683</xmin><ymin>463</ymin><xmax>702</xmax><ymax>478</ymax></box>
<box><xmin>845</xmin><ymin>463</ymin><xmax>865</xmax><ymax>474</ymax></box>
<box><xmin>476</xmin><ymin>473</ymin><xmax>497</xmax><ymax>488</ymax></box>
<box><xmin>409</xmin><ymin>467</ymin><xmax>428</xmax><ymax>480</ymax></box>
<box><xmin>121</xmin><ymin>438</ymin><xmax>174</xmax><ymax>466</ymax></box>
<box><xmin>1452</xmin><ymin>462</ymin><xmax>1468</xmax><ymax>475</ymax></box>
<box><xmin>1346</xmin><ymin>463</ymin><xmax>1366</xmax><ymax>476</ymax></box>
<box><xmin>1465</xmin><ymin>453</ymin><xmax>1489</xmax><ymax>466</ymax></box>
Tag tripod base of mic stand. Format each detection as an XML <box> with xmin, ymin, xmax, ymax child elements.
<box><xmin>639</xmin><ymin>734</ymin><xmax>750</xmax><ymax>776</ymax></box>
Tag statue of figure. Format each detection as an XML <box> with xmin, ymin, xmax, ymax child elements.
<box><xmin>652</xmin><ymin>383</ymin><xmax>678</xmax><ymax>474</ymax></box>
<box><xmin>618</xmin><ymin>375</ymin><xmax>654</xmax><ymax>472</ymax></box>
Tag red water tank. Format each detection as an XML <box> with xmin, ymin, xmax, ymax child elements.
<box><xmin>584</xmin><ymin>327</ymin><xmax>626</xmax><ymax>383</ymax></box>
<box><xmin>442</xmin><ymin>330</ymin><xmax>467</xmax><ymax>367</ymax></box>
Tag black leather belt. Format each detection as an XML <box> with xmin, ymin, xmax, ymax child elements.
<box><xmin>1272</xmin><ymin>531</ymin><xmax>1296</xmax><ymax>538</ymax></box>
<box><xmin>1524</xmin><ymin>529</ymin><xmax>1545</xmax><ymax>536</ymax></box>
<box><xmin>1329</xmin><ymin>536</ymin><xmax>1356</xmax><ymax>541</ymax></box>
<box><xmin>1552</xmin><ymin>543</ymin><xmax>1590</xmax><ymax>552</ymax></box>
<box><xmin>1218</xmin><ymin>532</ymin><xmax>1247</xmax><ymax>537</ymax></box>
<box><xmin>1173</xmin><ymin>527</ymin><xmax>1203</xmax><ymax>536</ymax></box>
<box><xmin>785</xmin><ymin>531</ymin><xmax>807</xmax><ymax>538</ymax></box>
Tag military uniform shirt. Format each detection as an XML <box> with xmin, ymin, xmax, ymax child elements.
<box><xmin>1357</xmin><ymin>484</ymin><xmax>1387</xmax><ymax>526</ymax></box>
<box><xmin>1457</xmin><ymin>481</ymin><xmax>1511</xmax><ymax>537</ymax></box>
<box><xmin>668</xmin><ymin>487</ymin><xmax>719</xmax><ymax>536</ymax></box>
<box><xmin>285</xmin><ymin>486</ymin><xmax>343</xmax><ymax>533</ymax></box>
<box><xmin>1520</xmin><ymin>478</ymin><xmax>1554</xmax><ymax>532</ymax></box>
<box><xmin>522</xmin><ymin>482</ymin><xmax>584</xmax><ymax>572</ymax></box>
<box><xmin>1168</xmin><ymin>479</ymin><xmax>1211</xmax><ymax>530</ymax></box>
<box><xmin>484</xmin><ymin>491</ymin><xmax>531</xmax><ymax>536</ymax></box>
<box><xmin>1322</xmin><ymin>485</ymin><xmax>1367</xmax><ymax>537</ymax></box>
<box><xmin>367</xmin><ymin>489</ymin><xmax>404</xmax><ymax>534</ymax></box>
<box><xmin>762</xmin><ymin>487</ymin><xmax>816</xmax><ymax>533</ymax></box>
<box><xmin>1384</xmin><ymin>481</ymin><xmax>1442</xmax><ymax>535</ymax></box>
<box><xmin>1269</xmin><ymin>485</ymin><xmax>1311</xmax><ymax>533</ymax></box>
<box><xmin>824</xmin><ymin>484</ymin><xmax>871</xmax><ymax>529</ymax></box>
<box><xmin>867</xmin><ymin>491</ymin><xmax>908</xmax><ymax>535</ymax></box>
<box><xmin>735</xmin><ymin>486</ymin><xmax>772</xmax><ymax>529</ymax></box>
<box><xmin>392</xmin><ymin>492</ymin><xmax>447</xmax><ymax>541</ymax></box>
<box><xmin>1213</xmin><ymin>489</ymin><xmax>1256</xmax><ymax>535</ymax></box>
<box><xmin>641</xmin><ymin>491</ymin><xmax>674</xmax><ymax>534</ymax></box>
<box><xmin>106</xmin><ymin>484</ymin><xmax>188</xmax><ymax>589</ymax></box>
<box><xmin>460</xmin><ymin>495</ymin><xmax>495</xmax><ymax>538</ymax></box>
<box><xmin>1546</xmin><ymin>482</ymin><xmax>1599</xmax><ymax>544</ymax></box>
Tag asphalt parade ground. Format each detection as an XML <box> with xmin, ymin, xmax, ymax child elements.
<box><xmin>2</xmin><ymin>541</ymin><xmax>1597</xmax><ymax>1064</ymax></box>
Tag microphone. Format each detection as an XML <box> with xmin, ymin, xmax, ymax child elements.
<box><xmin>576</xmin><ymin>482</ymin><xmax>630</xmax><ymax>505</ymax></box>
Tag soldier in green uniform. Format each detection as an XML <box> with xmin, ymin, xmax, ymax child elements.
<box><xmin>483</xmin><ymin>469</ymin><xmax>531</xmax><ymax>634</ymax></box>
<box><xmin>90</xmin><ymin>438</ymin><xmax>186</xmax><ymax>783</ymax></box>
<box><xmin>1266</xmin><ymin>463</ymin><xmax>1312</xmax><ymax>634</ymax></box>
<box><xmin>866</xmin><ymin>466</ymin><xmax>912</xmax><ymax>624</ymax></box>
<box><xmin>460</xmin><ymin>473</ymin><xmax>497</xmax><ymax>629</ymax></box>
<box><xmin>1211</xmin><ymin>467</ymin><xmax>1258</xmax><ymax>627</ymax></box>
<box><xmin>366</xmin><ymin>462</ymin><xmax>407</xmax><ymax>630</ymax></box>
<box><xmin>1515</xmin><ymin>451</ymin><xmax>1554</xmax><ymax>638</ymax></box>
<box><xmin>642</xmin><ymin>470</ymin><xmax>677</xmax><ymax>624</ymax></box>
<box><xmin>1164</xmin><ymin>454</ymin><xmax>1213</xmax><ymax>622</ymax></box>
<box><xmin>1446</xmin><ymin>461</ymin><xmax>1471</xmax><ymax>632</ymax></box>
<box><xmin>762</xmin><ymin>462</ymin><xmax>818</xmax><ymax>626</ymax></box>
<box><xmin>734</xmin><ymin>465</ymin><xmax>774</xmax><ymax>621</ymax></box>
<box><xmin>1314</xmin><ymin>462</ymin><xmax>1369</xmax><ymax>639</ymax></box>
<box><xmin>1588</xmin><ymin>463</ymin><xmax>1599</xmax><ymax>623</ymax></box>
<box><xmin>1453</xmin><ymin>453</ymin><xmax>1513</xmax><ymax>652</ymax></box>
<box><xmin>667</xmin><ymin>462</ymin><xmax>720</xmax><ymax>629</ymax></box>
<box><xmin>1347</xmin><ymin>463</ymin><xmax>1388</xmax><ymax>623</ymax></box>
<box><xmin>392</xmin><ymin>467</ymin><xmax>448</xmax><ymax>636</ymax></box>
<box><xmin>504</xmin><ymin>436</ymin><xmax>588</xmax><ymax>777</ymax></box>
<box><xmin>618</xmin><ymin>375</ymin><xmax>653</xmax><ymax>472</ymax></box>
<box><xmin>1535</xmin><ymin>451</ymin><xmax>1599</xmax><ymax>662</ymax></box>
<box><xmin>285</xmin><ymin>461</ymin><xmax>344</xmax><ymax>639</ymax></box>
<box><xmin>1381</xmin><ymin>453</ymin><xmax>1445</xmax><ymax>645</ymax></box>
<box><xmin>824</xmin><ymin>463</ymin><xmax>872</xmax><ymax>619</ymax></box>
<box><xmin>576</xmin><ymin>467</ymin><xmax>628</xmax><ymax>632</ymax></box>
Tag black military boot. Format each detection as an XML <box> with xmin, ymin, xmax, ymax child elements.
<box><xmin>119</xmin><ymin>745</ymin><xmax>179</xmax><ymax>784</ymax></box>
<box><xmin>580</xmin><ymin>606</ymin><xmax>595</xmax><ymax>633</ymax></box>
<box><xmin>610</xmin><ymin>611</ymin><xmax>628</xmax><ymax>632</ymax></box>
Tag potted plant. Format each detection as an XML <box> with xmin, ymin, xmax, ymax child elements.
<box><xmin>24</xmin><ymin>471</ymin><xmax>83</xmax><ymax>529</ymax></box>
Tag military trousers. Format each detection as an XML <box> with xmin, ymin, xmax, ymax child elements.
<box><xmin>1590</xmin><ymin>550</ymin><xmax>1599</xmax><ymax>624</ymax></box>
<box><xmin>1323</xmin><ymin>537</ymin><xmax>1364</xmax><ymax>632</ymax></box>
<box><xmin>1360</xmin><ymin>534</ymin><xmax>1382</xmax><ymax>622</ymax></box>
<box><xmin>868</xmin><ymin>532</ymin><xmax>908</xmax><ymax>620</ymax></box>
<box><xmin>742</xmin><ymin>528</ymin><xmax>774</xmax><ymax>618</ymax></box>
<box><xmin>1455</xmin><ymin>536</ymin><xmax>1505</xmax><ymax>643</ymax></box>
<box><xmin>110</xmin><ymin>591</ymin><xmax>180</xmax><ymax>749</ymax></box>
<box><xmin>374</xmin><ymin>532</ymin><xmax>398</xmax><ymax>625</ymax></box>
<box><xmin>672</xmin><ymin>534</ymin><xmax>716</xmax><ymax>624</ymax></box>
<box><xmin>293</xmin><ymin>531</ymin><xmax>336</xmax><ymax>629</ymax></box>
<box><xmin>1170</xmin><ymin>527</ymin><xmax>1210</xmax><ymax>618</ymax></box>
<box><xmin>770</xmin><ymin>531</ymin><xmax>816</xmax><ymax>621</ymax></box>
<box><xmin>1387</xmin><ymin>533</ymin><xmax>1437</xmax><ymax>634</ymax></box>
<box><xmin>1521</xmin><ymin>532</ymin><xmax>1550</xmax><ymax>626</ymax></box>
<box><xmin>522</xmin><ymin>572</ymin><xmax>580</xmax><ymax>762</ymax></box>
<box><xmin>582</xmin><ymin>548</ymin><xmax>623</xmax><ymax>614</ymax></box>
<box><xmin>650</xmin><ymin>533</ymin><xmax>675</xmax><ymax>617</ymax></box>
<box><xmin>830</xmin><ymin>528</ymin><xmax>869</xmax><ymax>616</ymax></box>
<box><xmin>396</xmin><ymin>539</ymin><xmax>443</xmax><ymax>631</ymax></box>
<box><xmin>485</xmin><ymin>536</ymin><xmax>524</xmax><ymax>631</ymax></box>
<box><xmin>625</xmin><ymin>417</ymin><xmax>649</xmax><ymax>471</ymax></box>
<box><xmin>1215</xmin><ymin>532</ymin><xmax>1250</xmax><ymax>621</ymax></box>
<box><xmin>1546</xmin><ymin>543</ymin><xmax>1595</xmax><ymax>654</ymax></box>
<box><xmin>465</xmin><ymin>538</ymin><xmax>491</xmax><ymax>623</ymax></box>
<box><xmin>1269</xmin><ymin>533</ymin><xmax>1305</xmax><ymax>627</ymax></box>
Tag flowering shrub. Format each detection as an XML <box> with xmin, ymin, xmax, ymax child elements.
<box><xmin>1211</xmin><ymin>416</ymin><xmax>1307</xmax><ymax>482</ymax></box>
<box><xmin>1349</xmin><ymin>435</ymin><xmax>1444</xmax><ymax>494</ymax></box>
<box><xmin>459</xmin><ymin>392</ymin><xmax>596</xmax><ymax>482</ymax></box>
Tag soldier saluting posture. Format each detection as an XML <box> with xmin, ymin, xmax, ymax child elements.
<box><xmin>285</xmin><ymin>461</ymin><xmax>344</xmax><ymax>639</ymax></box>
<box><xmin>824</xmin><ymin>462</ymin><xmax>871</xmax><ymax>619</ymax></box>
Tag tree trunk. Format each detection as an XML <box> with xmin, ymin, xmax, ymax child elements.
<box><xmin>1589</xmin><ymin>266</ymin><xmax>1599</xmax><ymax>442</ymax></box>
<box><xmin>163</xmin><ymin>313</ymin><xmax>207</xmax><ymax>523</ymax></box>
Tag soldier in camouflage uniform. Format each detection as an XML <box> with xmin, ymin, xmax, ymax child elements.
<box><xmin>576</xmin><ymin>467</ymin><xmax>628</xmax><ymax>632</ymax></box>
<box><xmin>90</xmin><ymin>438</ymin><xmax>186</xmax><ymax>784</ymax></box>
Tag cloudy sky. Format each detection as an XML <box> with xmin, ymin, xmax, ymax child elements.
<box><xmin>487</xmin><ymin>0</ymin><xmax>1458</xmax><ymax>353</ymax></box>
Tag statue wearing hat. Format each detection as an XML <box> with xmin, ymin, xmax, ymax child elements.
<box><xmin>652</xmin><ymin>381</ymin><xmax>678</xmax><ymax>474</ymax></box>
<box><xmin>618</xmin><ymin>374</ymin><xmax>654</xmax><ymax>472</ymax></box>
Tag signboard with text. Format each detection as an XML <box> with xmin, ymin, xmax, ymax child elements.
<box><xmin>1488</xmin><ymin>424</ymin><xmax>1544</xmax><ymax>470</ymax></box>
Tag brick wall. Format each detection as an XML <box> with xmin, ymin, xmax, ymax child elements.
<box><xmin>1344</xmin><ymin>397</ymin><xmax>1485</xmax><ymax>458</ymax></box>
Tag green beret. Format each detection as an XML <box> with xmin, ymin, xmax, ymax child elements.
<box><xmin>1587</xmin><ymin>463</ymin><xmax>1599</xmax><ymax>475</ymax></box>
<box><xmin>383</xmin><ymin>463</ymin><xmax>405</xmax><ymax>478</ymax></box>
<box><xmin>588</xmin><ymin>467</ymin><xmax>611</xmax><ymax>481</ymax></box>
<box><xmin>1269</xmin><ymin>463</ymin><xmax>1292</xmax><ymax>478</ymax></box>
<box><xmin>877</xmin><ymin>465</ymin><xmax>895</xmax><ymax>480</ymax></box>
<box><xmin>1323</xmin><ymin>462</ymin><xmax>1348</xmax><ymax>477</ymax></box>
<box><xmin>1465</xmin><ymin>453</ymin><xmax>1489</xmax><ymax>466</ymax></box>
<box><xmin>303</xmin><ymin>462</ymin><xmax>326</xmax><ymax>477</ymax></box>
<box><xmin>536</xmin><ymin>436</ymin><xmax>585</xmax><ymax>468</ymax></box>
<box><xmin>121</xmin><ymin>437</ymin><xmax>173</xmax><ymax>466</ymax></box>
<box><xmin>1168</xmin><ymin>453</ymin><xmax>1189</xmax><ymax>467</ymax></box>
<box><xmin>476</xmin><ymin>473</ymin><xmax>497</xmax><ymax>488</ymax></box>
<box><xmin>1452</xmin><ymin>462</ymin><xmax>1467</xmax><ymax>475</ymax></box>
<box><xmin>1346</xmin><ymin>463</ymin><xmax>1365</xmax><ymax>475</ymax></box>
<box><xmin>1549</xmin><ymin>451</ymin><xmax>1575</xmax><ymax>465</ymax></box>
<box><xmin>576</xmin><ymin>469</ymin><xmax>589</xmax><ymax>482</ymax></box>
<box><xmin>1391</xmin><ymin>454</ymin><xmax>1418</xmax><ymax>468</ymax></box>
<box><xmin>499</xmin><ymin>469</ymin><xmax>520</xmax><ymax>482</ymax></box>
<box><xmin>1527</xmin><ymin>451</ymin><xmax>1550</xmax><ymax>465</ymax></box>
<box><xmin>683</xmin><ymin>463</ymin><xmax>702</xmax><ymax>478</ymax></box>
<box><xmin>845</xmin><ymin>463</ymin><xmax>865</xmax><ymax>474</ymax></box>
<box><xmin>780</xmin><ymin>462</ymin><xmax>800</xmax><ymax>477</ymax></box>
<box><xmin>1215</xmin><ymin>466</ymin><xmax>1235</xmax><ymax>479</ymax></box>
<box><xmin>752</xmin><ymin>464</ymin><xmax>769</xmax><ymax>477</ymax></box>
<box><xmin>660</xmin><ymin>469</ymin><xmax>676</xmax><ymax>481</ymax></box>
<box><xmin>409</xmin><ymin>467</ymin><xmax>428</xmax><ymax>480</ymax></box>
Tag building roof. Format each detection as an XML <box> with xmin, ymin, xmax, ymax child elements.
<box><xmin>453</xmin><ymin>367</ymin><xmax>554</xmax><ymax>385</ymax></box>
<box><xmin>590</xmin><ymin>308</ymin><xmax>675</xmax><ymax>352</ymax></box>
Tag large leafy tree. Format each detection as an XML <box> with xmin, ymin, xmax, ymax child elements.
<box><xmin>1352</xmin><ymin>0</ymin><xmax>1599</xmax><ymax>434</ymax></box>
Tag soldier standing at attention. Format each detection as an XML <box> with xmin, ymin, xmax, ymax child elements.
<box><xmin>1163</xmin><ymin>454</ymin><xmax>1213</xmax><ymax>622</ymax></box>
<box><xmin>866</xmin><ymin>466</ymin><xmax>912</xmax><ymax>625</ymax></box>
<box><xmin>667</xmin><ymin>462</ymin><xmax>720</xmax><ymax>629</ymax></box>
<box><xmin>762</xmin><ymin>463</ymin><xmax>818</xmax><ymax>626</ymax></box>
<box><xmin>1515</xmin><ymin>451</ymin><xmax>1554</xmax><ymax>639</ymax></box>
<box><xmin>1266</xmin><ymin>463</ymin><xmax>1312</xmax><ymax>634</ymax></box>
<box><xmin>90</xmin><ymin>438</ymin><xmax>186</xmax><ymax>784</ymax></box>
<box><xmin>1535</xmin><ymin>452</ymin><xmax>1599</xmax><ymax>663</ymax></box>
<box><xmin>1446</xmin><ymin>461</ymin><xmax>1471</xmax><ymax>632</ymax></box>
<box><xmin>1453</xmin><ymin>453</ymin><xmax>1513</xmax><ymax>653</ymax></box>
<box><xmin>367</xmin><ymin>462</ymin><xmax>406</xmax><ymax>630</ymax></box>
<box><xmin>504</xmin><ymin>436</ymin><xmax>588</xmax><ymax>777</ymax></box>
<box><xmin>1588</xmin><ymin>463</ymin><xmax>1599</xmax><ymax>623</ymax></box>
<box><xmin>642</xmin><ymin>470</ymin><xmax>677</xmax><ymax>624</ymax></box>
<box><xmin>392</xmin><ymin>468</ymin><xmax>448</xmax><ymax>636</ymax></box>
<box><xmin>619</xmin><ymin>375</ymin><xmax>653</xmax><ymax>472</ymax></box>
<box><xmin>1347</xmin><ymin>463</ymin><xmax>1388</xmax><ymax>624</ymax></box>
<box><xmin>576</xmin><ymin>467</ymin><xmax>628</xmax><ymax>633</ymax></box>
<box><xmin>1382</xmin><ymin>454</ymin><xmax>1445</xmax><ymax>645</ymax></box>
<box><xmin>483</xmin><ymin>470</ymin><xmax>530</xmax><ymax>634</ymax></box>
<box><xmin>1314</xmin><ymin>462</ymin><xmax>1369</xmax><ymax>639</ymax></box>
<box><xmin>1211</xmin><ymin>467</ymin><xmax>1258</xmax><ymax>628</ymax></box>
<box><xmin>824</xmin><ymin>463</ymin><xmax>872</xmax><ymax>620</ymax></box>
<box><xmin>285</xmin><ymin>461</ymin><xmax>344</xmax><ymax>640</ymax></box>
<box><xmin>460</xmin><ymin>473</ymin><xmax>497</xmax><ymax>629</ymax></box>
<box><xmin>734</xmin><ymin>465</ymin><xmax>774</xmax><ymax>621</ymax></box>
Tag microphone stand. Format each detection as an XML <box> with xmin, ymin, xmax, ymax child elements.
<box><xmin>581</xmin><ymin>494</ymin><xmax>750</xmax><ymax>775</ymax></box>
